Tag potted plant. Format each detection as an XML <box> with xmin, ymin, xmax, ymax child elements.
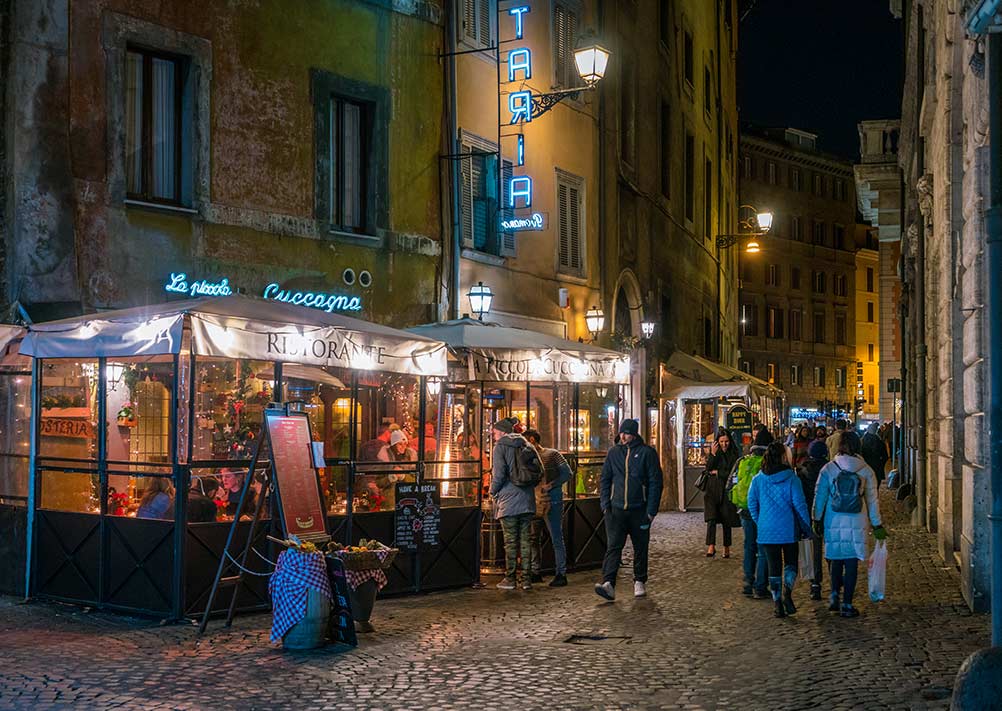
<box><xmin>116</xmin><ymin>403</ymin><xmax>137</xmax><ymax>428</ymax></box>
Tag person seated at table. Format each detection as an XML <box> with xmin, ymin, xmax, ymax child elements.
<box><xmin>136</xmin><ymin>477</ymin><xmax>175</xmax><ymax>520</ymax></box>
<box><xmin>165</xmin><ymin>475</ymin><xmax>219</xmax><ymax>523</ymax></box>
<box><xmin>379</xmin><ymin>429</ymin><xmax>416</xmax><ymax>464</ymax></box>
<box><xmin>360</xmin><ymin>423</ymin><xmax>398</xmax><ymax>461</ymax></box>
<box><xmin>220</xmin><ymin>468</ymin><xmax>256</xmax><ymax>519</ymax></box>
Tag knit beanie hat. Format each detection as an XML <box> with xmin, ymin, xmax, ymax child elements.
<box><xmin>808</xmin><ymin>440</ymin><xmax>829</xmax><ymax>461</ymax></box>
<box><xmin>618</xmin><ymin>419</ymin><xmax>639</xmax><ymax>436</ymax></box>
<box><xmin>753</xmin><ymin>427</ymin><xmax>774</xmax><ymax>447</ymax></box>
<box><xmin>492</xmin><ymin>417</ymin><xmax>515</xmax><ymax>434</ymax></box>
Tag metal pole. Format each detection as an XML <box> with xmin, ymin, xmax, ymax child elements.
<box><xmin>986</xmin><ymin>31</ymin><xmax>1002</xmax><ymax>647</ymax></box>
<box><xmin>446</xmin><ymin>0</ymin><xmax>462</xmax><ymax>319</ymax></box>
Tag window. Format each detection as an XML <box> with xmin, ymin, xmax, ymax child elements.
<box><xmin>814</xmin><ymin>366</ymin><xmax>826</xmax><ymax>387</ymax></box>
<box><xmin>833</xmin><ymin>224</ymin><xmax>846</xmax><ymax>250</ymax></box>
<box><xmin>766</xmin><ymin>306</ymin><xmax>784</xmax><ymax>339</ymax></box>
<box><xmin>791</xmin><ymin>266</ymin><xmax>801</xmax><ymax>289</ymax></box>
<box><xmin>825</xmin><ymin>176</ymin><xmax>833</xmax><ymax>198</ymax></box>
<box><xmin>866</xmin><ymin>267</ymin><xmax>874</xmax><ymax>292</ymax></box>
<box><xmin>742</xmin><ymin>155</ymin><xmax>753</xmax><ymax>179</ymax></box>
<box><xmin>789</xmin><ymin>309</ymin><xmax>802</xmax><ymax>340</ymax></box>
<box><xmin>792</xmin><ymin>216</ymin><xmax>802</xmax><ymax>241</ymax></box>
<box><xmin>704</xmin><ymin>157</ymin><xmax>713</xmax><ymax>238</ymax></box>
<box><xmin>767</xmin><ymin>161</ymin><xmax>776</xmax><ymax>185</ymax></box>
<box><xmin>683</xmin><ymin>30</ymin><xmax>694</xmax><ymax>87</ymax></box>
<box><xmin>813</xmin><ymin>312</ymin><xmax>825</xmax><ymax>343</ymax></box>
<box><xmin>868</xmin><ymin>343</ymin><xmax>875</xmax><ymax>362</ymax></box>
<box><xmin>125</xmin><ymin>48</ymin><xmax>187</xmax><ymax>204</ymax></box>
<box><xmin>741</xmin><ymin>303</ymin><xmax>757</xmax><ymax>337</ymax></box>
<box><xmin>620</xmin><ymin>60</ymin><xmax>636</xmax><ymax>166</ymax></box>
<box><xmin>791</xmin><ymin>168</ymin><xmax>801</xmax><ymax>192</ymax></box>
<box><xmin>741</xmin><ymin>260</ymin><xmax>754</xmax><ymax>282</ymax></box>
<box><xmin>836</xmin><ymin>367</ymin><xmax>847</xmax><ymax>388</ymax></box>
<box><xmin>813</xmin><ymin>173</ymin><xmax>823</xmax><ymax>196</ymax></box>
<box><xmin>813</xmin><ymin>220</ymin><xmax>826</xmax><ymax>246</ymax></box>
<box><xmin>684</xmin><ymin>132</ymin><xmax>695</xmax><ymax>221</ymax></box>
<box><xmin>325</xmin><ymin>96</ymin><xmax>374</xmax><ymax>232</ymax></box>
<box><xmin>835</xmin><ymin>314</ymin><xmax>847</xmax><ymax>345</ymax></box>
<box><xmin>767</xmin><ymin>363</ymin><xmax>776</xmax><ymax>384</ymax></box>
<box><xmin>461</xmin><ymin>0</ymin><xmax>495</xmax><ymax>49</ymax></box>
<box><xmin>834</xmin><ymin>274</ymin><xmax>848</xmax><ymax>298</ymax></box>
<box><xmin>765</xmin><ymin>264</ymin><xmax>779</xmax><ymax>287</ymax></box>
<box><xmin>660</xmin><ymin>102</ymin><xmax>671</xmax><ymax>198</ymax></box>
<box><xmin>791</xmin><ymin>364</ymin><xmax>802</xmax><ymax>386</ymax></box>
<box><xmin>703</xmin><ymin>317</ymin><xmax>713</xmax><ymax>358</ymax></box>
<box><xmin>834</xmin><ymin>179</ymin><xmax>846</xmax><ymax>201</ymax></box>
<box><xmin>660</xmin><ymin>1</ymin><xmax>672</xmax><ymax>47</ymax></box>
<box><xmin>553</xmin><ymin>3</ymin><xmax>580</xmax><ymax>88</ymax></box>
<box><xmin>704</xmin><ymin>66</ymin><xmax>712</xmax><ymax>114</ymax></box>
<box><xmin>813</xmin><ymin>271</ymin><xmax>826</xmax><ymax>294</ymax></box>
<box><xmin>867</xmin><ymin>302</ymin><xmax>874</xmax><ymax>322</ymax></box>
<box><xmin>868</xmin><ymin>383</ymin><xmax>875</xmax><ymax>404</ymax></box>
<box><xmin>460</xmin><ymin>137</ymin><xmax>514</xmax><ymax>256</ymax></box>
<box><xmin>741</xmin><ymin>360</ymin><xmax>753</xmax><ymax>376</ymax></box>
<box><xmin>556</xmin><ymin>171</ymin><xmax>584</xmax><ymax>276</ymax></box>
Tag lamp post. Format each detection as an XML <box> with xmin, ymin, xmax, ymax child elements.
<box><xmin>585</xmin><ymin>306</ymin><xmax>605</xmax><ymax>340</ymax></box>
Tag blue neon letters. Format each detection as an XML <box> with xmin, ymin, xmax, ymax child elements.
<box><xmin>165</xmin><ymin>273</ymin><xmax>232</xmax><ymax>297</ymax></box>
<box><xmin>508</xmin><ymin>6</ymin><xmax>529</xmax><ymax>39</ymax></box>
<box><xmin>505</xmin><ymin>10</ymin><xmax>534</xmax><ymax>212</ymax></box>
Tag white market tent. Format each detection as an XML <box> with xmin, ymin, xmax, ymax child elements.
<box><xmin>407</xmin><ymin>317</ymin><xmax>629</xmax><ymax>384</ymax></box>
<box><xmin>19</xmin><ymin>295</ymin><xmax>448</xmax><ymax>376</ymax></box>
<box><xmin>660</xmin><ymin>351</ymin><xmax>782</xmax><ymax>400</ymax></box>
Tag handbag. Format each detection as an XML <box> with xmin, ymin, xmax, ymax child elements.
<box><xmin>721</xmin><ymin>496</ymin><xmax>742</xmax><ymax>528</ymax></box>
<box><xmin>695</xmin><ymin>470</ymin><xmax>709</xmax><ymax>492</ymax></box>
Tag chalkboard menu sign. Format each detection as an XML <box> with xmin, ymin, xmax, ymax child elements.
<box><xmin>726</xmin><ymin>405</ymin><xmax>753</xmax><ymax>437</ymax></box>
<box><xmin>394</xmin><ymin>482</ymin><xmax>441</xmax><ymax>551</ymax></box>
<box><xmin>265</xmin><ymin>412</ymin><xmax>328</xmax><ymax>540</ymax></box>
<box><xmin>324</xmin><ymin>556</ymin><xmax>358</xmax><ymax>648</ymax></box>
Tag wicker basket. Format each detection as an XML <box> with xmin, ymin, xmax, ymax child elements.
<box><xmin>335</xmin><ymin>547</ymin><xmax>398</xmax><ymax>572</ymax></box>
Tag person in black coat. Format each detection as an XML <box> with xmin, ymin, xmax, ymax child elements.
<box><xmin>797</xmin><ymin>439</ymin><xmax>829</xmax><ymax>599</ymax></box>
<box><xmin>703</xmin><ymin>429</ymin><xmax>740</xmax><ymax>557</ymax></box>
<box><xmin>861</xmin><ymin>422</ymin><xmax>890</xmax><ymax>487</ymax></box>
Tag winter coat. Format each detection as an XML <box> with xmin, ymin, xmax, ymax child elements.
<box><xmin>861</xmin><ymin>432</ymin><xmax>889</xmax><ymax>482</ymax></box>
<box><xmin>813</xmin><ymin>454</ymin><xmax>882</xmax><ymax>561</ymax></box>
<box><xmin>797</xmin><ymin>456</ymin><xmax>826</xmax><ymax>512</ymax></box>
<box><xmin>747</xmin><ymin>468</ymin><xmax>811</xmax><ymax>545</ymax></box>
<box><xmin>599</xmin><ymin>436</ymin><xmax>664</xmax><ymax>518</ymax></box>
<box><xmin>703</xmin><ymin>445</ymin><xmax>739</xmax><ymax>521</ymax></box>
<box><xmin>790</xmin><ymin>439</ymin><xmax>812</xmax><ymax>469</ymax></box>
<box><xmin>490</xmin><ymin>434</ymin><xmax>537</xmax><ymax>519</ymax></box>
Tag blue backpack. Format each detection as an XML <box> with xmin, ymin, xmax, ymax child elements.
<box><xmin>830</xmin><ymin>466</ymin><xmax>863</xmax><ymax>513</ymax></box>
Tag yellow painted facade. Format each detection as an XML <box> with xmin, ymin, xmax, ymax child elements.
<box><xmin>855</xmin><ymin>225</ymin><xmax>880</xmax><ymax>420</ymax></box>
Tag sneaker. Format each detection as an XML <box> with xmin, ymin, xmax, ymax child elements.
<box><xmin>521</xmin><ymin>580</ymin><xmax>533</xmax><ymax>591</ymax></box>
<box><xmin>594</xmin><ymin>581</ymin><xmax>615</xmax><ymax>601</ymax></box>
<box><xmin>840</xmin><ymin>604</ymin><xmax>860</xmax><ymax>618</ymax></box>
<box><xmin>828</xmin><ymin>593</ymin><xmax>840</xmax><ymax>612</ymax></box>
<box><xmin>634</xmin><ymin>581</ymin><xmax>647</xmax><ymax>598</ymax></box>
<box><xmin>783</xmin><ymin>587</ymin><xmax>797</xmax><ymax>615</ymax></box>
<box><xmin>530</xmin><ymin>573</ymin><xmax>544</xmax><ymax>583</ymax></box>
<box><xmin>496</xmin><ymin>577</ymin><xmax>516</xmax><ymax>590</ymax></box>
<box><xmin>549</xmin><ymin>574</ymin><xmax>568</xmax><ymax>587</ymax></box>
<box><xmin>810</xmin><ymin>584</ymin><xmax>822</xmax><ymax>601</ymax></box>
<box><xmin>742</xmin><ymin>584</ymin><xmax>754</xmax><ymax>597</ymax></box>
<box><xmin>753</xmin><ymin>588</ymin><xmax>770</xmax><ymax>600</ymax></box>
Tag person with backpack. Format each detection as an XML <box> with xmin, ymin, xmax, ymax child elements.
<box><xmin>523</xmin><ymin>428</ymin><xmax>572</xmax><ymax>587</ymax></box>
<box><xmin>797</xmin><ymin>439</ymin><xmax>829</xmax><ymax>600</ymax></box>
<box><xmin>489</xmin><ymin>417</ymin><xmax>543</xmax><ymax>590</ymax></box>
<box><xmin>747</xmin><ymin>441</ymin><xmax>812</xmax><ymax>618</ymax></box>
<box><xmin>729</xmin><ymin>427</ymin><xmax>773</xmax><ymax>598</ymax></box>
<box><xmin>813</xmin><ymin>431</ymin><xmax>886</xmax><ymax>617</ymax></box>
<box><xmin>594</xmin><ymin>419</ymin><xmax>663</xmax><ymax>601</ymax></box>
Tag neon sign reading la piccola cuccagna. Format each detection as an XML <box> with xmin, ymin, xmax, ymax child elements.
<box><xmin>165</xmin><ymin>273</ymin><xmax>363</xmax><ymax>313</ymax></box>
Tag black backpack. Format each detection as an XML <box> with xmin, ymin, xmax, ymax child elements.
<box><xmin>510</xmin><ymin>442</ymin><xmax>544</xmax><ymax>487</ymax></box>
<box><xmin>830</xmin><ymin>466</ymin><xmax>863</xmax><ymax>513</ymax></box>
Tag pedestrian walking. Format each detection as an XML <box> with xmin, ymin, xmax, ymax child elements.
<box><xmin>813</xmin><ymin>431</ymin><xmax>886</xmax><ymax>618</ymax></box>
<box><xmin>523</xmin><ymin>429</ymin><xmax>572</xmax><ymax>587</ymax></box>
<box><xmin>814</xmin><ymin>425</ymin><xmax>828</xmax><ymax>443</ymax></box>
<box><xmin>728</xmin><ymin>427</ymin><xmax>773</xmax><ymax>598</ymax></box>
<box><xmin>747</xmin><ymin>441</ymin><xmax>812</xmax><ymax>619</ymax></box>
<box><xmin>594</xmin><ymin>419</ymin><xmax>663</xmax><ymax>601</ymax></box>
<box><xmin>790</xmin><ymin>425</ymin><xmax>813</xmax><ymax>469</ymax></box>
<box><xmin>797</xmin><ymin>439</ymin><xmax>829</xmax><ymax>600</ymax></box>
<box><xmin>703</xmin><ymin>429</ymin><xmax>740</xmax><ymax>558</ymax></box>
<box><xmin>825</xmin><ymin>419</ymin><xmax>848</xmax><ymax>455</ymax></box>
<box><xmin>489</xmin><ymin>417</ymin><xmax>543</xmax><ymax>591</ymax></box>
<box><xmin>861</xmin><ymin>422</ymin><xmax>890</xmax><ymax>488</ymax></box>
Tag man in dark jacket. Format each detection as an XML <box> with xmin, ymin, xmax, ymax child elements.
<box><xmin>797</xmin><ymin>439</ymin><xmax>829</xmax><ymax>600</ymax></box>
<box><xmin>595</xmin><ymin>419</ymin><xmax>663</xmax><ymax>601</ymax></box>
<box><xmin>861</xmin><ymin>422</ymin><xmax>889</xmax><ymax>487</ymax></box>
<box><xmin>490</xmin><ymin>417</ymin><xmax>539</xmax><ymax>591</ymax></box>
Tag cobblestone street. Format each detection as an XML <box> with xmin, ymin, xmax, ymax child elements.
<box><xmin>0</xmin><ymin>493</ymin><xmax>990</xmax><ymax>710</ymax></box>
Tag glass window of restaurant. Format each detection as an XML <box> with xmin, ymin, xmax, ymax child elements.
<box><xmin>573</xmin><ymin>383</ymin><xmax>624</xmax><ymax>497</ymax></box>
<box><xmin>423</xmin><ymin>365</ymin><xmax>481</xmax><ymax>509</ymax></box>
<box><xmin>0</xmin><ymin>358</ymin><xmax>31</xmax><ymax>507</ymax></box>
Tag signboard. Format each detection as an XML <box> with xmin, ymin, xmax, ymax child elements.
<box><xmin>323</xmin><ymin>556</ymin><xmax>358</xmax><ymax>648</ymax></box>
<box><xmin>40</xmin><ymin>417</ymin><xmax>96</xmax><ymax>439</ymax></box>
<box><xmin>887</xmin><ymin>378</ymin><xmax>902</xmax><ymax>393</ymax></box>
<box><xmin>500</xmin><ymin>212</ymin><xmax>546</xmax><ymax>232</ymax></box>
<box><xmin>266</xmin><ymin>412</ymin><xmax>328</xmax><ymax>540</ymax></box>
<box><xmin>725</xmin><ymin>405</ymin><xmax>752</xmax><ymax>437</ymax></box>
<box><xmin>393</xmin><ymin>482</ymin><xmax>441</xmax><ymax>551</ymax></box>
<box><xmin>467</xmin><ymin>350</ymin><xmax>630</xmax><ymax>384</ymax></box>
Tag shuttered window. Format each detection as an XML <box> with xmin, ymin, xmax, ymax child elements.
<box><xmin>554</xmin><ymin>3</ymin><xmax>579</xmax><ymax>87</ymax></box>
<box><xmin>459</xmin><ymin>134</ymin><xmax>514</xmax><ymax>257</ymax></box>
<box><xmin>329</xmin><ymin>97</ymin><xmax>368</xmax><ymax>232</ymax></box>
<box><xmin>462</xmin><ymin>0</ymin><xmax>494</xmax><ymax>49</ymax></box>
<box><xmin>557</xmin><ymin>171</ymin><xmax>584</xmax><ymax>276</ymax></box>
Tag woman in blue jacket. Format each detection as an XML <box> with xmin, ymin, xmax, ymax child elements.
<box><xmin>748</xmin><ymin>441</ymin><xmax>812</xmax><ymax>618</ymax></box>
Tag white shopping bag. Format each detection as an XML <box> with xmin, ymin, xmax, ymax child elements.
<box><xmin>868</xmin><ymin>540</ymin><xmax>888</xmax><ymax>602</ymax></box>
<box><xmin>798</xmin><ymin>538</ymin><xmax>814</xmax><ymax>581</ymax></box>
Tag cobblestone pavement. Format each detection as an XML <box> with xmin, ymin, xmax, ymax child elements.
<box><xmin>0</xmin><ymin>491</ymin><xmax>991</xmax><ymax>710</ymax></box>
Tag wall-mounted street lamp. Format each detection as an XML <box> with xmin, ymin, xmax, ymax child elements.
<box><xmin>585</xmin><ymin>306</ymin><xmax>605</xmax><ymax>339</ymax></box>
<box><xmin>641</xmin><ymin>319</ymin><xmax>656</xmax><ymax>339</ymax></box>
<box><xmin>467</xmin><ymin>282</ymin><xmax>494</xmax><ymax>321</ymax></box>
<box><xmin>716</xmin><ymin>206</ymin><xmax>774</xmax><ymax>253</ymax></box>
<box><xmin>427</xmin><ymin>378</ymin><xmax>442</xmax><ymax>396</ymax></box>
<box><xmin>531</xmin><ymin>33</ymin><xmax>611</xmax><ymax>119</ymax></box>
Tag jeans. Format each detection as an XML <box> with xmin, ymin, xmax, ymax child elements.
<box><xmin>529</xmin><ymin>515</ymin><xmax>545</xmax><ymax>574</ymax></box>
<box><xmin>602</xmin><ymin>507</ymin><xmax>651</xmax><ymax>586</ymax></box>
<box><xmin>546</xmin><ymin>500</ymin><xmax>567</xmax><ymax>575</ymax></box>
<box><xmin>741</xmin><ymin>516</ymin><xmax>768</xmax><ymax>593</ymax></box>
<box><xmin>500</xmin><ymin>513</ymin><xmax>532</xmax><ymax>579</ymax></box>
<box><xmin>761</xmin><ymin>542</ymin><xmax>799</xmax><ymax>599</ymax></box>
<box><xmin>830</xmin><ymin>558</ymin><xmax>860</xmax><ymax>604</ymax></box>
<box><xmin>706</xmin><ymin>519</ymin><xmax>732</xmax><ymax>546</ymax></box>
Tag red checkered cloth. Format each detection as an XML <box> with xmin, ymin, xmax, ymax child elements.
<box><xmin>343</xmin><ymin>566</ymin><xmax>388</xmax><ymax>592</ymax></box>
<box><xmin>269</xmin><ymin>549</ymin><xmax>333</xmax><ymax>643</ymax></box>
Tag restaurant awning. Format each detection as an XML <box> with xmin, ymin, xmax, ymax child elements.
<box><xmin>407</xmin><ymin>317</ymin><xmax>630</xmax><ymax>384</ymax></box>
<box><xmin>660</xmin><ymin>351</ymin><xmax>783</xmax><ymax>400</ymax></box>
<box><xmin>19</xmin><ymin>295</ymin><xmax>448</xmax><ymax>376</ymax></box>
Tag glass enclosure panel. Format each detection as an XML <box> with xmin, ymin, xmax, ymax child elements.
<box><xmin>106</xmin><ymin>474</ymin><xmax>176</xmax><ymax>519</ymax></box>
<box><xmin>684</xmin><ymin>400</ymin><xmax>716</xmax><ymax>467</ymax></box>
<box><xmin>192</xmin><ymin>359</ymin><xmax>274</xmax><ymax>461</ymax></box>
<box><xmin>525</xmin><ymin>382</ymin><xmax>573</xmax><ymax>452</ymax></box>
<box><xmin>186</xmin><ymin>465</ymin><xmax>270</xmax><ymax>523</ymax></box>
<box><xmin>321</xmin><ymin>463</ymin><xmax>350</xmax><ymax>515</ymax></box>
<box><xmin>105</xmin><ymin>357</ymin><xmax>175</xmax><ymax>467</ymax></box>
<box><xmin>39</xmin><ymin>360</ymin><xmax>99</xmax><ymax>461</ymax></box>
<box><xmin>576</xmin><ymin>383</ymin><xmax>622</xmax><ymax>455</ymax></box>
<box><xmin>423</xmin><ymin>380</ymin><xmax>481</xmax><ymax>506</ymax></box>
<box><xmin>355</xmin><ymin>467</ymin><xmax>416</xmax><ymax>512</ymax></box>
<box><xmin>0</xmin><ymin>372</ymin><xmax>30</xmax><ymax>503</ymax></box>
<box><xmin>356</xmin><ymin>372</ymin><xmax>420</xmax><ymax>463</ymax></box>
<box><xmin>281</xmin><ymin>364</ymin><xmax>354</xmax><ymax>460</ymax></box>
<box><xmin>39</xmin><ymin>469</ymin><xmax>100</xmax><ymax>513</ymax></box>
<box><xmin>574</xmin><ymin>456</ymin><xmax>604</xmax><ymax>496</ymax></box>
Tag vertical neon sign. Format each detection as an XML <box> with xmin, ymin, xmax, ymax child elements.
<box><xmin>505</xmin><ymin>6</ymin><xmax>532</xmax><ymax>210</ymax></box>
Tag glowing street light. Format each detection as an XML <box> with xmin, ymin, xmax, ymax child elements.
<box><xmin>467</xmin><ymin>282</ymin><xmax>493</xmax><ymax>321</ymax></box>
<box><xmin>585</xmin><ymin>306</ymin><xmax>605</xmax><ymax>338</ymax></box>
<box><xmin>574</xmin><ymin>37</ymin><xmax>611</xmax><ymax>86</ymax></box>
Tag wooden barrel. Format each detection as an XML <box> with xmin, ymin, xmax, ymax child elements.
<box><xmin>282</xmin><ymin>588</ymin><xmax>330</xmax><ymax>650</ymax></box>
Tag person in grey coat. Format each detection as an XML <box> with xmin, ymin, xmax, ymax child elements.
<box><xmin>490</xmin><ymin>417</ymin><xmax>538</xmax><ymax>590</ymax></box>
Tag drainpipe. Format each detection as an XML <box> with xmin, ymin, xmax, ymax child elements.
<box><xmin>446</xmin><ymin>1</ymin><xmax>462</xmax><ymax>320</ymax></box>
<box><xmin>986</xmin><ymin>29</ymin><xmax>1002</xmax><ymax>648</ymax></box>
<box><xmin>597</xmin><ymin>1</ymin><xmax>606</xmax><ymax>321</ymax></box>
<box><xmin>915</xmin><ymin>213</ymin><xmax>927</xmax><ymax>528</ymax></box>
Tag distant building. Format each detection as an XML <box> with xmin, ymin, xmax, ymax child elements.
<box><xmin>738</xmin><ymin>128</ymin><xmax>858</xmax><ymax>422</ymax></box>
<box><xmin>854</xmin><ymin>225</ymin><xmax>881</xmax><ymax>422</ymax></box>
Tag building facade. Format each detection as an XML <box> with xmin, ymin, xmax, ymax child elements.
<box><xmin>854</xmin><ymin>224</ymin><xmax>881</xmax><ymax>422</ymax></box>
<box><xmin>738</xmin><ymin>128</ymin><xmax>858</xmax><ymax>421</ymax></box>
<box><xmin>893</xmin><ymin>0</ymin><xmax>992</xmax><ymax>612</ymax></box>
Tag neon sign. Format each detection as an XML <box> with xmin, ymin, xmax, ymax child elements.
<box><xmin>500</xmin><ymin>213</ymin><xmax>545</xmax><ymax>231</ymax></box>
<box><xmin>505</xmin><ymin>6</ymin><xmax>533</xmax><ymax>209</ymax></box>
<box><xmin>262</xmin><ymin>283</ymin><xmax>362</xmax><ymax>313</ymax></box>
<box><xmin>165</xmin><ymin>273</ymin><xmax>232</xmax><ymax>297</ymax></box>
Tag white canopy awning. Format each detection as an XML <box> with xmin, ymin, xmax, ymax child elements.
<box><xmin>408</xmin><ymin>318</ymin><xmax>630</xmax><ymax>384</ymax></box>
<box><xmin>660</xmin><ymin>351</ymin><xmax>783</xmax><ymax>400</ymax></box>
<box><xmin>19</xmin><ymin>295</ymin><xmax>448</xmax><ymax>377</ymax></box>
<box><xmin>0</xmin><ymin>325</ymin><xmax>25</xmax><ymax>355</ymax></box>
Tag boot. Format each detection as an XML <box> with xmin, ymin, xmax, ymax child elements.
<box><xmin>768</xmin><ymin>575</ymin><xmax>784</xmax><ymax>618</ymax></box>
<box><xmin>810</xmin><ymin>583</ymin><xmax>822</xmax><ymax>601</ymax></box>
<box><xmin>773</xmin><ymin>598</ymin><xmax>787</xmax><ymax>618</ymax></box>
<box><xmin>828</xmin><ymin>592</ymin><xmax>840</xmax><ymax>612</ymax></box>
<box><xmin>783</xmin><ymin>586</ymin><xmax>797</xmax><ymax>615</ymax></box>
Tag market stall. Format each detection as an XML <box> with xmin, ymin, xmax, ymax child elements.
<box><xmin>407</xmin><ymin>318</ymin><xmax>631</xmax><ymax>573</ymax></box>
<box><xmin>658</xmin><ymin>352</ymin><xmax>783</xmax><ymax>511</ymax></box>
<box><xmin>16</xmin><ymin>295</ymin><xmax>450</xmax><ymax>618</ymax></box>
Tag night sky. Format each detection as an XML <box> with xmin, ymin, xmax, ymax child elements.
<box><xmin>737</xmin><ymin>0</ymin><xmax>904</xmax><ymax>160</ymax></box>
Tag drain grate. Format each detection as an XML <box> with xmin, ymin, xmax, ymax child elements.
<box><xmin>563</xmin><ymin>634</ymin><xmax>632</xmax><ymax>645</ymax></box>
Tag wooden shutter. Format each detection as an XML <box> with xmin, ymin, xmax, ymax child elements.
<box><xmin>554</xmin><ymin>5</ymin><xmax>578</xmax><ymax>87</ymax></box>
<box><xmin>557</xmin><ymin>175</ymin><xmax>582</xmax><ymax>274</ymax></box>
<box><xmin>500</xmin><ymin>159</ymin><xmax>516</xmax><ymax>256</ymax></box>
<box><xmin>460</xmin><ymin>145</ymin><xmax>474</xmax><ymax>248</ymax></box>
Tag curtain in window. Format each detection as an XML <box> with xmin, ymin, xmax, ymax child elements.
<box><xmin>151</xmin><ymin>57</ymin><xmax>176</xmax><ymax>201</ymax></box>
<box><xmin>341</xmin><ymin>101</ymin><xmax>362</xmax><ymax>229</ymax></box>
<box><xmin>125</xmin><ymin>52</ymin><xmax>144</xmax><ymax>194</ymax></box>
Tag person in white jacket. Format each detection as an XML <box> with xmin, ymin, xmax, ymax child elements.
<box><xmin>813</xmin><ymin>431</ymin><xmax>887</xmax><ymax>618</ymax></box>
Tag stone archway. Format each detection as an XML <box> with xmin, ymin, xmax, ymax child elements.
<box><xmin>610</xmin><ymin>269</ymin><xmax>643</xmax><ymax>337</ymax></box>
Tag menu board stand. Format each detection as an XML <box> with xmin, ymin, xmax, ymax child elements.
<box><xmin>198</xmin><ymin>404</ymin><xmax>331</xmax><ymax>636</ymax></box>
